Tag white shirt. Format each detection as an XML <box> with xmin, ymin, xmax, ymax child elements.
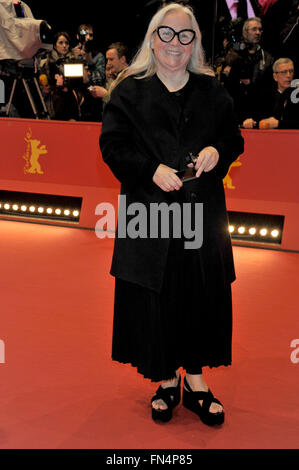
<box><xmin>226</xmin><ymin>0</ymin><xmax>256</xmax><ymax>19</ymax></box>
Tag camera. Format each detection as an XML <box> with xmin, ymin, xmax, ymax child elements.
<box><xmin>53</xmin><ymin>57</ymin><xmax>84</xmax><ymax>89</ymax></box>
<box><xmin>78</xmin><ymin>31</ymin><xmax>95</xmax><ymax>54</ymax></box>
<box><xmin>79</xmin><ymin>29</ymin><xmax>88</xmax><ymax>46</ymax></box>
<box><xmin>220</xmin><ymin>18</ymin><xmax>245</xmax><ymax>52</ymax></box>
<box><xmin>0</xmin><ymin>0</ymin><xmax>53</xmax><ymax>61</ymax></box>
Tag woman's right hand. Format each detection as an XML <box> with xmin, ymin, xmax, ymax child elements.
<box><xmin>153</xmin><ymin>164</ymin><xmax>183</xmax><ymax>192</ymax></box>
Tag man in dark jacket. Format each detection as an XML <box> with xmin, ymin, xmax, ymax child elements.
<box><xmin>222</xmin><ymin>16</ymin><xmax>273</xmax><ymax>124</ymax></box>
<box><xmin>242</xmin><ymin>57</ymin><xmax>299</xmax><ymax>128</ymax></box>
<box><xmin>196</xmin><ymin>0</ymin><xmax>261</xmax><ymax>59</ymax></box>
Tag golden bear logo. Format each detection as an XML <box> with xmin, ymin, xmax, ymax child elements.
<box><xmin>223</xmin><ymin>156</ymin><xmax>242</xmax><ymax>189</ymax></box>
<box><xmin>23</xmin><ymin>128</ymin><xmax>48</xmax><ymax>175</ymax></box>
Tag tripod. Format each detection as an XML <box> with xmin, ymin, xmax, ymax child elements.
<box><xmin>5</xmin><ymin>60</ymin><xmax>50</xmax><ymax>119</ymax></box>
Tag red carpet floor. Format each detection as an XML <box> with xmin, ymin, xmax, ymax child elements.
<box><xmin>0</xmin><ymin>219</ymin><xmax>298</xmax><ymax>450</ymax></box>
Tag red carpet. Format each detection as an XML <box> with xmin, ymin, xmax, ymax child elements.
<box><xmin>0</xmin><ymin>219</ymin><xmax>298</xmax><ymax>449</ymax></box>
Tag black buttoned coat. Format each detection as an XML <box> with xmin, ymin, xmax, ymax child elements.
<box><xmin>100</xmin><ymin>72</ymin><xmax>244</xmax><ymax>293</ymax></box>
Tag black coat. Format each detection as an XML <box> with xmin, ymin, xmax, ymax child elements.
<box><xmin>100</xmin><ymin>73</ymin><xmax>244</xmax><ymax>293</ymax></box>
<box><xmin>254</xmin><ymin>85</ymin><xmax>299</xmax><ymax>128</ymax></box>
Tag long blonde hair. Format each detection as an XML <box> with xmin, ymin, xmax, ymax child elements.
<box><xmin>110</xmin><ymin>2</ymin><xmax>214</xmax><ymax>94</ymax></box>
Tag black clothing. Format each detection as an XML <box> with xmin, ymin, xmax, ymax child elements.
<box><xmin>196</xmin><ymin>0</ymin><xmax>261</xmax><ymax>59</ymax></box>
<box><xmin>223</xmin><ymin>46</ymin><xmax>273</xmax><ymax>123</ymax></box>
<box><xmin>254</xmin><ymin>86</ymin><xmax>299</xmax><ymax>128</ymax></box>
<box><xmin>261</xmin><ymin>0</ymin><xmax>298</xmax><ymax>60</ymax></box>
<box><xmin>113</xmin><ymin>235</ymin><xmax>233</xmax><ymax>382</ymax></box>
<box><xmin>100</xmin><ymin>73</ymin><xmax>244</xmax><ymax>292</ymax></box>
<box><xmin>279</xmin><ymin>7</ymin><xmax>299</xmax><ymax>71</ymax></box>
<box><xmin>39</xmin><ymin>49</ymin><xmax>79</xmax><ymax>121</ymax></box>
<box><xmin>100</xmin><ymin>72</ymin><xmax>244</xmax><ymax>381</ymax></box>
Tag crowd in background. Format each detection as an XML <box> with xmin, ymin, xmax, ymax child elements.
<box><xmin>36</xmin><ymin>25</ymin><xmax>129</xmax><ymax>122</ymax></box>
<box><xmin>0</xmin><ymin>0</ymin><xmax>298</xmax><ymax>128</ymax></box>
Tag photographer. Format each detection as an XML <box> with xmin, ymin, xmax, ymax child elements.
<box><xmin>39</xmin><ymin>31</ymin><xmax>79</xmax><ymax>120</ymax></box>
<box><xmin>73</xmin><ymin>24</ymin><xmax>105</xmax><ymax>87</ymax></box>
<box><xmin>222</xmin><ymin>17</ymin><xmax>273</xmax><ymax>124</ymax></box>
<box><xmin>196</xmin><ymin>0</ymin><xmax>261</xmax><ymax>60</ymax></box>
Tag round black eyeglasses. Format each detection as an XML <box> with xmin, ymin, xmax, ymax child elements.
<box><xmin>156</xmin><ymin>26</ymin><xmax>196</xmax><ymax>45</ymax></box>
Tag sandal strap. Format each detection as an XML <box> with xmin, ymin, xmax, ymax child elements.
<box><xmin>151</xmin><ymin>376</ymin><xmax>181</xmax><ymax>409</ymax></box>
<box><xmin>184</xmin><ymin>378</ymin><xmax>223</xmax><ymax>411</ymax></box>
<box><xmin>151</xmin><ymin>385</ymin><xmax>176</xmax><ymax>409</ymax></box>
<box><xmin>198</xmin><ymin>391</ymin><xmax>222</xmax><ymax>412</ymax></box>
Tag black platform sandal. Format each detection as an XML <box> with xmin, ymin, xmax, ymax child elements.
<box><xmin>183</xmin><ymin>377</ymin><xmax>224</xmax><ymax>426</ymax></box>
<box><xmin>151</xmin><ymin>375</ymin><xmax>181</xmax><ymax>423</ymax></box>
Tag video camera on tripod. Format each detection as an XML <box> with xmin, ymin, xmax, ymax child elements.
<box><xmin>0</xmin><ymin>0</ymin><xmax>53</xmax><ymax>119</ymax></box>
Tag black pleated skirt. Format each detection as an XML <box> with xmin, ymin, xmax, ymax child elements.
<box><xmin>112</xmin><ymin>238</ymin><xmax>233</xmax><ymax>382</ymax></box>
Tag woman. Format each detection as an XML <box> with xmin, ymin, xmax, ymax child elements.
<box><xmin>39</xmin><ymin>32</ymin><xmax>79</xmax><ymax>120</ymax></box>
<box><xmin>100</xmin><ymin>3</ymin><xmax>244</xmax><ymax>425</ymax></box>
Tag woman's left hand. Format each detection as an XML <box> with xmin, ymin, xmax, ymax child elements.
<box><xmin>188</xmin><ymin>146</ymin><xmax>219</xmax><ymax>177</ymax></box>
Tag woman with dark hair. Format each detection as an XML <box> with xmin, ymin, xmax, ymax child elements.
<box><xmin>38</xmin><ymin>31</ymin><xmax>79</xmax><ymax>120</ymax></box>
<box><xmin>100</xmin><ymin>2</ymin><xmax>244</xmax><ymax>425</ymax></box>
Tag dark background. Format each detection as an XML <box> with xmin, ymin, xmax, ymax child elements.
<box><xmin>24</xmin><ymin>0</ymin><xmax>166</xmax><ymax>57</ymax></box>
<box><xmin>24</xmin><ymin>0</ymin><xmax>211</xmax><ymax>59</ymax></box>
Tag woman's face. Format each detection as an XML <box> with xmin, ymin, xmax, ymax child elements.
<box><xmin>55</xmin><ymin>35</ymin><xmax>69</xmax><ymax>55</ymax></box>
<box><xmin>152</xmin><ymin>11</ymin><xmax>195</xmax><ymax>76</ymax></box>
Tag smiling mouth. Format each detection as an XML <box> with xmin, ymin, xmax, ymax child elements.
<box><xmin>165</xmin><ymin>50</ymin><xmax>181</xmax><ymax>56</ymax></box>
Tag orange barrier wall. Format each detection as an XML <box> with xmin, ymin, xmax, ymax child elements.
<box><xmin>0</xmin><ymin>118</ymin><xmax>298</xmax><ymax>251</ymax></box>
<box><xmin>224</xmin><ymin>129</ymin><xmax>299</xmax><ymax>251</ymax></box>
